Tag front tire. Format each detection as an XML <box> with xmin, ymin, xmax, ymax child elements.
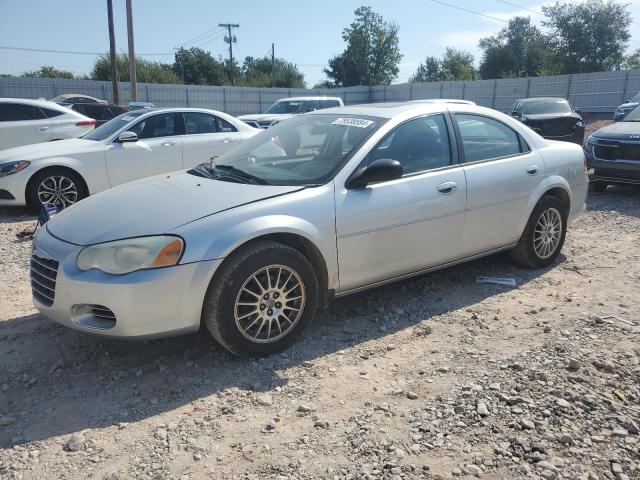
<box><xmin>26</xmin><ymin>168</ymin><xmax>87</xmax><ymax>210</ymax></box>
<box><xmin>202</xmin><ymin>240</ymin><xmax>319</xmax><ymax>357</ymax></box>
<box><xmin>510</xmin><ymin>195</ymin><xmax>568</xmax><ymax>268</ymax></box>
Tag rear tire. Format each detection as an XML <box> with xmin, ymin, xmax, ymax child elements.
<box><xmin>26</xmin><ymin>167</ymin><xmax>88</xmax><ymax>211</ymax></box>
<box><xmin>588</xmin><ymin>182</ymin><xmax>607</xmax><ymax>193</ymax></box>
<box><xmin>202</xmin><ymin>240</ymin><xmax>319</xmax><ymax>357</ymax></box>
<box><xmin>510</xmin><ymin>195</ymin><xmax>568</xmax><ymax>268</ymax></box>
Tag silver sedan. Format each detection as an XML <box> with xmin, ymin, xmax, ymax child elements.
<box><xmin>31</xmin><ymin>101</ymin><xmax>588</xmax><ymax>356</ymax></box>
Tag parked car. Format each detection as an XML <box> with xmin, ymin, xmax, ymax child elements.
<box><xmin>51</xmin><ymin>94</ymin><xmax>106</xmax><ymax>105</ymax></box>
<box><xmin>70</xmin><ymin>102</ymin><xmax>129</xmax><ymax>127</ymax></box>
<box><xmin>510</xmin><ymin>97</ymin><xmax>585</xmax><ymax>144</ymax></box>
<box><xmin>584</xmin><ymin>103</ymin><xmax>640</xmax><ymax>192</ymax></box>
<box><xmin>0</xmin><ymin>108</ymin><xmax>257</xmax><ymax>209</ymax></box>
<box><xmin>0</xmin><ymin>98</ymin><xmax>95</xmax><ymax>151</ymax></box>
<box><xmin>238</xmin><ymin>96</ymin><xmax>344</xmax><ymax>128</ymax></box>
<box><xmin>612</xmin><ymin>92</ymin><xmax>640</xmax><ymax>121</ymax></box>
<box><xmin>30</xmin><ymin>101</ymin><xmax>588</xmax><ymax>356</ymax></box>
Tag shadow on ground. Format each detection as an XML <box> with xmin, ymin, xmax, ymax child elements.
<box><xmin>0</xmin><ymin>250</ymin><xmax>558</xmax><ymax>447</ymax></box>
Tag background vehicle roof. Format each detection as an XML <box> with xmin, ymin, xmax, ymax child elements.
<box><xmin>0</xmin><ymin>97</ymin><xmax>81</xmax><ymax>111</ymax></box>
<box><xmin>277</xmin><ymin>96</ymin><xmax>342</xmax><ymax>102</ymax></box>
<box><xmin>516</xmin><ymin>97</ymin><xmax>569</xmax><ymax>103</ymax></box>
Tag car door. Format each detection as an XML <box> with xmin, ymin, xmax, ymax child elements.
<box><xmin>0</xmin><ymin>102</ymin><xmax>53</xmax><ymax>149</ymax></box>
<box><xmin>335</xmin><ymin>113</ymin><xmax>467</xmax><ymax>292</ymax></box>
<box><xmin>452</xmin><ymin>113</ymin><xmax>542</xmax><ymax>256</ymax></box>
<box><xmin>105</xmin><ymin>112</ymin><xmax>183</xmax><ymax>186</ymax></box>
<box><xmin>180</xmin><ymin>112</ymin><xmax>242</xmax><ymax>169</ymax></box>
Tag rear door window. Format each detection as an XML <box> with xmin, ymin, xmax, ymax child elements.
<box><xmin>183</xmin><ymin>112</ymin><xmax>218</xmax><ymax>134</ymax></box>
<box><xmin>216</xmin><ymin>117</ymin><xmax>237</xmax><ymax>133</ymax></box>
<box><xmin>39</xmin><ymin>107</ymin><xmax>65</xmax><ymax>118</ymax></box>
<box><xmin>455</xmin><ymin>114</ymin><xmax>527</xmax><ymax>163</ymax></box>
<box><xmin>321</xmin><ymin>100</ymin><xmax>341</xmax><ymax>108</ymax></box>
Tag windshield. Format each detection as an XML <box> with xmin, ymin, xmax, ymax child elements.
<box><xmin>523</xmin><ymin>100</ymin><xmax>572</xmax><ymax>115</ymax></box>
<box><xmin>623</xmin><ymin>104</ymin><xmax>640</xmax><ymax>121</ymax></box>
<box><xmin>82</xmin><ymin>110</ymin><xmax>147</xmax><ymax>141</ymax></box>
<box><xmin>264</xmin><ymin>100</ymin><xmax>310</xmax><ymax>114</ymax></box>
<box><xmin>190</xmin><ymin>114</ymin><xmax>384</xmax><ymax>186</ymax></box>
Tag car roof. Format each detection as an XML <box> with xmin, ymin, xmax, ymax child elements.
<box><xmin>0</xmin><ymin>97</ymin><xmax>77</xmax><ymax>111</ymax></box>
<box><xmin>52</xmin><ymin>93</ymin><xmax>103</xmax><ymax>101</ymax></box>
<box><xmin>515</xmin><ymin>97</ymin><xmax>569</xmax><ymax>103</ymax></box>
<box><xmin>308</xmin><ymin>100</ymin><xmax>493</xmax><ymax>119</ymax></box>
<box><xmin>407</xmin><ymin>98</ymin><xmax>476</xmax><ymax>105</ymax></box>
<box><xmin>276</xmin><ymin>96</ymin><xmax>342</xmax><ymax>102</ymax></box>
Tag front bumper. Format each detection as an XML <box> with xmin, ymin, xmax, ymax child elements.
<box><xmin>31</xmin><ymin>226</ymin><xmax>222</xmax><ymax>339</ymax></box>
<box><xmin>0</xmin><ymin>167</ymin><xmax>30</xmax><ymax>206</ymax></box>
<box><xmin>584</xmin><ymin>145</ymin><xmax>640</xmax><ymax>184</ymax></box>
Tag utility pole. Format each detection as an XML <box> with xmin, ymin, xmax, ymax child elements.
<box><xmin>126</xmin><ymin>0</ymin><xmax>137</xmax><ymax>101</ymax></box>
<box><xmin>106</xmin><ymin>0</ymin><xmax>120</xmax><ymax>104</ymax></box>
<box><xmin>271</xmin><ymin>43</ymin><xmax>275</xmax><ymax>88</ymax></box>
<box><xmin>219</xmin><ymin>23</ymin><xmax>239</xmax><ymax>85</ymax></box>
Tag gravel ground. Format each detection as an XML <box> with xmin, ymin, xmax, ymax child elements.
<box><xmin>1</xmin><ymin>185</ymin><xmax>639</xmax><ymax>479</ymax></box>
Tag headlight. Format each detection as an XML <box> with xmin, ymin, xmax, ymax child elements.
<box><xmin>77</xmin><ymin>235</ymin><xmax>184</xmax><ymax>275</ymax></box>
<box><xmin>587</xmin><ymin>135</ymin><xmax>598</xmax><ymax>145</ymax></box>
<box><xmin>0</xmin><ymin>161</ymin><xmax>30</xmax><ymax>177</ymax></box>
<box><xmin>575</xmin><ymin>120</ymin><xmax>584</xmax><ymax>127</ymax></box>
<box><xmin>270</xmin><ymin>119</ymin><xmax>280</xmax><ymax>126</ymax></box>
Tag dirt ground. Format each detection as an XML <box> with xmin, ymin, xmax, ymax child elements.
<box><xmin>1</xmin><ymin>149</ymin><xmax>639</xmax><ymax>479</ymax></box>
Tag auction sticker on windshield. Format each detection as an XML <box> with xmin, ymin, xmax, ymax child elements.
<box><xmin>331</xmin><ymin>118</ymin><xmax>374</xmax><ymax>128</ymax></box>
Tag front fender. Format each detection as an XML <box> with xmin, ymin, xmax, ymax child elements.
<box><xmin>28</xmin><ymin>156</ymin><xmax>109</xmax><ymax>195</ymax></box>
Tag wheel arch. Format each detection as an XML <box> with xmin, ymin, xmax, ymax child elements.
<box><xmin>25</xmin><ymin>164</ymin><xmax>89</xmax><ymax>200</ymax></box>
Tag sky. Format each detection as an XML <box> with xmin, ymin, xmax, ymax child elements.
<box><xmin>2</xmin><ymin>0</ymin><xmax>640</xmax><ymax>86</ymax></box>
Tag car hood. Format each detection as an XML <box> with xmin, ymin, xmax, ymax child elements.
<box><xmin>237</xmin><ymin>114</ymin><xmax>296</xmax><ymax>122</ymax></box>
<box><xmin>46</xmin><ymin>171</ymin><xmax>303</xmax><ymax>245</ymax></box>
<box><xmin>0</xmin><ymin>138</ymin><xmax>100</xmax><ymax>162</ymax></box>
<box><xmin>591</xmin><ymin>121</ymin><xmax>640</xmax><ymax>140</ymax></box>
<box><xmin>522</xmin><ymin>113</ymin><xmax>581</xmax><ymax>122</ymax></box>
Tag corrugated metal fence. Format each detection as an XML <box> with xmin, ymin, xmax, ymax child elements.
<box><xmin>1</xmin><ymin>70</ymin><xmax>639</xmax><ymax>115</ymax></box>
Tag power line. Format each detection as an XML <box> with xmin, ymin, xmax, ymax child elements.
<box><xmin>492</xmin><ymin>0</ymin><xmax>542</xmax><ymax>15</ymax></box>
<box><xmin>428</xmin><ymin>0</ymin><xmax>508</xmax><ymax>23</ymax></box>
<box><xmin>0</xmin><ymin>45</ymin><xmax>171</xmax><ymax>56</ymax></box>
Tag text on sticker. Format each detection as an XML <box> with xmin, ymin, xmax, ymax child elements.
<box><xmin>332</xmin><ymin>118</ymin><xmax>374</xmax><ymax>128</ymax></box>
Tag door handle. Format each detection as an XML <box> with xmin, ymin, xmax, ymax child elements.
<box><xmin>162</xmin><ymin>141</ymin><xmax>176</xmax><ymax>146</ymax></box>
<box><xmin>436</xmin><ymin>181</ymin><xmax>457</xmax><ymax>194</ymax></box>
<box><xmin>36</xmin><ymin>126</ymin><xmax>49</xmax><ymax>131</ymax></box>
<box><xmin>526</xmin><ymin>165</ymin><xmax>538</xmax><ymax>175</ymax></box>
<box><xmin>222</xmin><ymin>138</ymin><xmax>234</xmax><ymax>143</ymax></box>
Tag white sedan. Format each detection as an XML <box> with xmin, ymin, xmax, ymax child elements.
<box><xmin>0</xmin><ymin>108</ymin><xmax>257</xmax><ymax>208</ymax></box>
<box><xmin>31</xmin><ymin>101</ymin><xmax>588</xmax><ymax>357</ymax></box>
<box><xmin>0</xmin><ymin>98</ymin><xmax>95</xmax><ymax>151</ymax></box>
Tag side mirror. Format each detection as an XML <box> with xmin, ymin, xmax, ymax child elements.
<box><xmin>346</xmin><ymin>158</ymin><xmax>403</xmax><ymax>189</ymax></box>
<box><xmin>117</xmin><ymin>131</ymin><xmax>138</xmax><ymax>143</ymax></box>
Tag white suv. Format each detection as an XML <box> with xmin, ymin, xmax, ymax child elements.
<box><xmin>0</xmin><ymin>98</ymin><xmax>95</xmax><ymax>151</ymax></box>
<box><xmin>238</xmin><ymin>96</ymin><xmax>344</xmax><ymax>128</ymax></box>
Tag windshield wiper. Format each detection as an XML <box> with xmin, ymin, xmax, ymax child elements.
<box><xmin>215</xmin><ymin>165</ymin><xmax>271</xmax><ymax>185</ymax></box>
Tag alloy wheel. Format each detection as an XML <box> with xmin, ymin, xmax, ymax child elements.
<box><xmin>533</xmin><ymin>207</ymin><xmax>562</xmax><ymax>259</ymax></box>
<box><xmin>37</xmin><ymin>175</ymin><xmax>78</xmax><ymax>209</ymax></box>
<box><xmin>234</xmin><ymin>264</ymin><xmax>306</xmax><ymax>343</ymax></box>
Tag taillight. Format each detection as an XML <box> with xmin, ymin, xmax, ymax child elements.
<box><xmin>76</xmin><ymin>120</ymin><xmax>96</xmax><ymax>126</ymax></box>
<box><xmin>583</xmin><ymin>154</ymin><xmax>588</xmax><ymax>173</ymax></box>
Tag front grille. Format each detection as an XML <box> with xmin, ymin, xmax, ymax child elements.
<box><xmin>30</xmin><ymin>254</ymin><xmax>59</xmax><ymax>306</ymax></box>
<box><xmin>594</xmin><ymin>168</ymin><xmax>640</xmax><ymax>181</ymax></box>
<box><xmin>88</xmin><ymin>305</ymin><xmax>116</xmax><ymax>321</ymax></box>
<box><xmin>594</xmin><ymin>142</ymin><xmax>640</xmax><ymax>161</ymax></box>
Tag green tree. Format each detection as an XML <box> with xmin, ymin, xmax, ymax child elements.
<box><xmin>324</xmin><ymin>6</ymin><xmax>402</xmax><ymax>86</ymax></box>
<box><xmin>411</xmin><ymin>48</ymin><xmax>477</xmax><ymax>82</ymax></box>
<box><xmin>542</xmin><ymin>0</ymin><xmax>631</xmax><ymax>74</ymax></box>
<box><xmin>91</xmin><ymin>54</ymin><xmax>182</xmax><ymax>84</ymax></box>
<box><xmin>23</xmin><ymin>66</ymin><xmax>75</xmax><ymax>79</ymax></box>
<box><xmin>625</xmin><ymin>49</ymin><xmax>640</xmax><ymax>70</ymax></box>
<box><xmin>479</xmin><ymin>17</ymin><xmax>548</xmax><ymax>79</ymax></box>
<box><xmin>239</xmin><ymin>56</ymin><xmax>305</xmax><ymax>88</ymax></box>
<box><xmin>172</xmin><ymin>47</ymin><xmax>225</xmax><ymax>85</ymax></box>
<box><xmin>410</xmin><ymin>56</ymin><xmax>442</xmax><ymax>82</ymax></box>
